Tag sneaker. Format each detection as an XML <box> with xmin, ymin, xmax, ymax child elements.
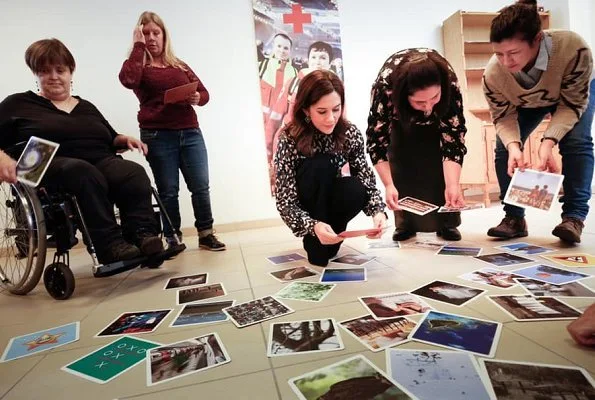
<box><xmin>487</xmin><ymin>216</ymin><xmax>528</xmax><ymax>239</ymax></box>
<box><xmin>392</xmin><ymin>228</ymin><xmax>415</xmax><ymax>242</ymax></box>
<box><xmin>199</xmin><ymin>234</ymin><xmax>226</xmax><ymax>251</ymax></box>
<box><xmin>552</xmin><ymin>217</ymin><xmax>584</xmax><ymax>243</ymax></box>
<box><xmin>98</xmin><ymin>239</ymin><xmax>141</xmax><ymax>264</ymax></box>
<box><xmin>437</xmin><ymin>227</ymin><xmax>462</xmax><ymax>241</ymax></box>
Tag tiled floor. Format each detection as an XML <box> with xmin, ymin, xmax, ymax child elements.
<box><xmin>1</xmin><ymin>201</ymin><xmax>594</xmax><ymax>399</ymax></box>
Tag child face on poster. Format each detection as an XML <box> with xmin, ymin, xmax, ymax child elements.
<box><xmin>308</xmin><ymin>49</ymin><xmax>331</xmax><ymax>70</ymax></box>
<box><xmin>272</xmin><ymin>34</ymin><xmax>292</xmax><ymax>60</ymax></box>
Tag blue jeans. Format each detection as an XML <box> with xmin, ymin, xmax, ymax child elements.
<box><xmin>140</xmin><ymin>128</ymin><xmax>214</xmax><ymax>237</ymax></box>
<box><xmin>495</xmin><ymin>79</ymin><xmax>595</xmax><ymax>220</ymax></box>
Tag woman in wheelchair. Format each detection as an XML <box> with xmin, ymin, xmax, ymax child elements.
<box><xmin>0</xmin><ymin>38</ymin><xmax>164</xmax><ymax>265</ymax></box>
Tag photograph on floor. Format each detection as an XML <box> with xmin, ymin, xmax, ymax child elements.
<box><xmin>176</xmin><ymin>283</ymin><xmax>227</xmax><ymax>305</ymax></box>
<box><xmin>163</xmin><ymin>273</ymin><xmax>208</xmax><ymax>290</ymax></box>
<box><xmin>338</xmin><ymin>314</ymin><xmax>416</xmax><ymax>352</ymax></box>
<box><xmin>223</xmin><ymin>296</ymin><xmax>294</xmax><ymax>328</ymax></box>
<box><xmin>368</xmin><ymin>240</ymin><xmax>401</xmax><ymax>249</ymax></box>
<box><xmin>95</xmin><ymin>310</ymin><xmax>172</xmax><ymax>337</ymax></box>
<box><xmin>458</xmin><ymin>267</ymin><xmax>522</xmax><ymax>289</ymax></box>
<box><xmin>542</xmin><ymin>253</ymin><xmax>595</xmax><ymax>268</ymax></box>
<box><xmin>488</xmin><ymin>295</ymin><xmax>583</xmax><ymax>321</ymax></box>
<box><xmin>511</xmin><ymin>264</ymin><xmax>591</xmax><ymax>285</ymax></box>
<box><xmin>474</xmin><ymin>252</ymin><xmax>534</xmax><ymax>267</ymax></box>
<box><xmin>146</xmin><ymin>333</ymin><xmax>230</xmax><ymax>386</ymax></box>
<box><xmin>320</xmin><ymin>267</ymin><xmax>367</xmax><ymax>283</ymax></box>
<box><xmin>253</xmin><ymin>0</ymin><xmax>345</xmax><ymax>194</ymax></box>
<box><xmin>267</xmin><ymin>252</ymin><xmax>306</xmax><ymax>265</ymax></box>
<box><xmin>503</xmin><ymin>169</ymin><xmax>564</xmax><ymax>212</ymax></box>
<box><xmin>436</xmin><ymin>245</ymin><xmax>482</xmax><ymax>257</ymax></box>
<box><xmin>514</xmin><ymin>277</ymin><xmax>595</xmax><ymax>298</ymax></box>
<box><xmin>62</xmin><ymin>336</ymin><xmax>160</xmax><ymax>384</ymax></box>
<box><xmin>274</xmin><ymin>281</ymin><xmax>335</xmax><ymax>302</ymax></box>
<box><xmin>170</xmin><ymin>300</ymin><xmax>235</xmax><ymax>328</ymax></box>
<box><xmin>289</xmin><ymin>354</ymin><xmax>416</xmax><ymax>400</ymax></box>
<box><xmin>331</xmin><ymin>253</ymin><xmax>376</xmax><ymax>266</ymax></box>
<box><xmin>267</xmin><ymin>318</ymin><xmax>344</xmax><ymax>357</ymax></box>
<box><xmin>386</xmin><ymin>349</ymin><xmax>491</xmax><ymax>400</ymax></box>
<box><xmin>406</xmin><ymin>237</ymin><xmax>449</xmax><ymax>250</ymax></box>
<box><xmin>1</xmin><ymin>322</ymin><xmax>79</xmax><ymax>362</ymax></box>
<box><xmin>358</xmin><ymin>292</ymin><xmax>433</xmax><ymax>319</ymax></box>
<box><xmin>495</xmin><ymin>242</ymin><xmax>556</xmax><ymax>256</ymax></box>
<box><xmin>411</xmin><ymin>280</ymin><xmax>485</xmax><ymax>306</ymax></box>
<box><xmin>479</xmin><ymin>359</ymin><xmax>595</xmax><ymax>399</ymax></box>
<box><xmin>269</xmin><ymin>265</ymin><xmax>319</xmax><ymax>282</ymax></box>
<box><xmin>410</xmin><ymin>311</ymin><xmax>502</xmax><ymax>357</ymax></box>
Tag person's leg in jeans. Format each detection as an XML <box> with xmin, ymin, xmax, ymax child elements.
<box><xmin>179</xmin><ymin>128</ymin><xmax>225</xmax><ymax>250</ymax></box>
<box><xmin>141</xmin><ymin>129</ymin><xmax>182</xmax><ymax>240</ymax></box>
<box><xmin>489</xmin><ymin>106</ymin><xmax>554</xmax><ymax>237</ymax></box>
<box><xmin>554</xmin><ymin>79</ymin><xmax>595</xmax><ymax>241</ymax></box>
<box><xmin>94</xmin><ymin>156</ymin><xmax>162</xmax><ymax>256</ymax></box>
<box><xmin>42</xmin><ymin>157</ymin><xmax>140</xmax><ymax>263</ymax></box>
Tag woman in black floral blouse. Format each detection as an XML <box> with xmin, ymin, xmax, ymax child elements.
<box><xmin>275</xmin><ymin>70</ymin><xmax>387</xmax><ymax>266</ymax></box>
<box><xmin>366</xmin><ymin>48</ymin><xmax>467</xmax><ymax>242</ymax></box>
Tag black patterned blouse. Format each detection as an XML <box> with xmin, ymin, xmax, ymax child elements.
<box><xmin>275</xmin><ymin>124</ymin><xmax>386</xmax><ymax>237</ymax></box>
<box><xmin>366</xmin><ymin>48</ymin><xmax>467</xmax><ymax>165</ymax></box>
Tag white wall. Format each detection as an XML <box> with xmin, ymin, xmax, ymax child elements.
<box><xmin>1</xmin><ymin>0</ymin><xmax>575</xmax><ymax>229</ymax></box>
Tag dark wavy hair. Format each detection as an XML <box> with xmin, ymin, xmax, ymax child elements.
<box><xmin>25</xmin><ymin>38</ymin><xmax>76</xmax><ymax>74</ymax></box>
<box><xmin>389</xmin><ymin>50</ymin><xmax>453</xmax><ymax>129</ymax></box>
<box><xmin>490</xmin><ymin>0</ymin><xmax>541</xmax><ymax>43</ymax></box>
<box><xmin>288</xmin><ymin>70</ymin><xmax>347</xmax><ymax>157</ymax></box>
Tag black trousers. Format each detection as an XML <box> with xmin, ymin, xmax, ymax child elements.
<box><xmin>43</xmin><ymin>156</ymin><xmax>159</xmax><ymax>251</ymax></box>
<box><xmin>296</xmin><ymin>154</ymin><xmax>367</xmax><ymax>265</ymax></box>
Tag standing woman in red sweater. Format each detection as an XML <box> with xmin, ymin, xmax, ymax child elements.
<box><xmin>119</xmin><ymin>11</ymin><xmax>225</xmax><ymax>251</ymax></box>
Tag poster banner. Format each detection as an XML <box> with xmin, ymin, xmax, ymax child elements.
<box><xmin>253</xmin><ymin>0</ymin><xmax>344</xmax><ymax>194</ymax></box>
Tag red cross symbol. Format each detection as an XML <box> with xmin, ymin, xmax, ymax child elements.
<box><xmin>283</xmin><ymin>4</ymin><xmax>312</xmax><ymax>34</ymax></box>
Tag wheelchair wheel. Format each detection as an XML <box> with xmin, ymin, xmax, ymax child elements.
<box><xmin>43</xmin><ymin>262</ymin><xmax>75</xmax><ymax>300</ymax></box>
<box><xmin>0</xmin><ymin>182</ymin><xmax>47</xmax><ymax>295</ymax></box>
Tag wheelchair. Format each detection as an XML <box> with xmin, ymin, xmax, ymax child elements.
<box><xmin>0</xmin><ymin>179</ymin><xmax>186</xmax><ymax>301</ymax></box>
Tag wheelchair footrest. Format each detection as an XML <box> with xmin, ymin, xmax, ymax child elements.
<box><xmin>94</xmin><ymin>257</ymin><xmax>145</xmax><ymax>278</ymax></box>
<box><xmin>93</xmin><ymin>244</ymin><xmax>185</xmax><ymax>277</ymax></box>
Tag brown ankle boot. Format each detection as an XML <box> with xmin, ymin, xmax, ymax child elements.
<box><xmin>487</xmin><ymin>216</ymin><xmax>528</xmax><ymax>239</ymax></box>
<box><xmin>552</xmin><ymin>217</ymin><xmax>584</xmax><ymax>243</ymax></box>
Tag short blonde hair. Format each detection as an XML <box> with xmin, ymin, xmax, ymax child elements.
<box><xmin>135</xmin><ymin>11</ymin><xmax>185</xmax><ymax>69</ymax></box>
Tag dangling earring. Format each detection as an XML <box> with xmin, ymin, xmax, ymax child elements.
<box><xmin>35</xmin><ymin>80</ymin><xmax>40</xmax><ymax>92</ymax></box>
<box><xmin>70</xmin><ymin>80</ymin><xmax>74</xmax><ymax>94</ymax></box>
<box><xmin>305</xmin><ymin>115</ymin><xmax>311</xmax><ymax>123</ymax></box>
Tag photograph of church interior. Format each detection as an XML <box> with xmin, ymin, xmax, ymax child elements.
<box><xmin>1</xmin><ymin>0</ymin><xmax>594</xmax><ymax>399</ymax></box>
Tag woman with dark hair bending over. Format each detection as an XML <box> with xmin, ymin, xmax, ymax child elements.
<box><xmin>275</xmin><ymin>70</ymin><xmax>387</xmax><ymax>267</ymax></box>
<box><xmin>367</xmin><ymin>48</ymin><xmax>468</xmax><ymax>242</ymax></box>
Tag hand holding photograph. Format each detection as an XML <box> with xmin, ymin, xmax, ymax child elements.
<box><xmin>503</xmin><ymin>168</ymin><xmax>564</xmax><ymax>212</ymax></box>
